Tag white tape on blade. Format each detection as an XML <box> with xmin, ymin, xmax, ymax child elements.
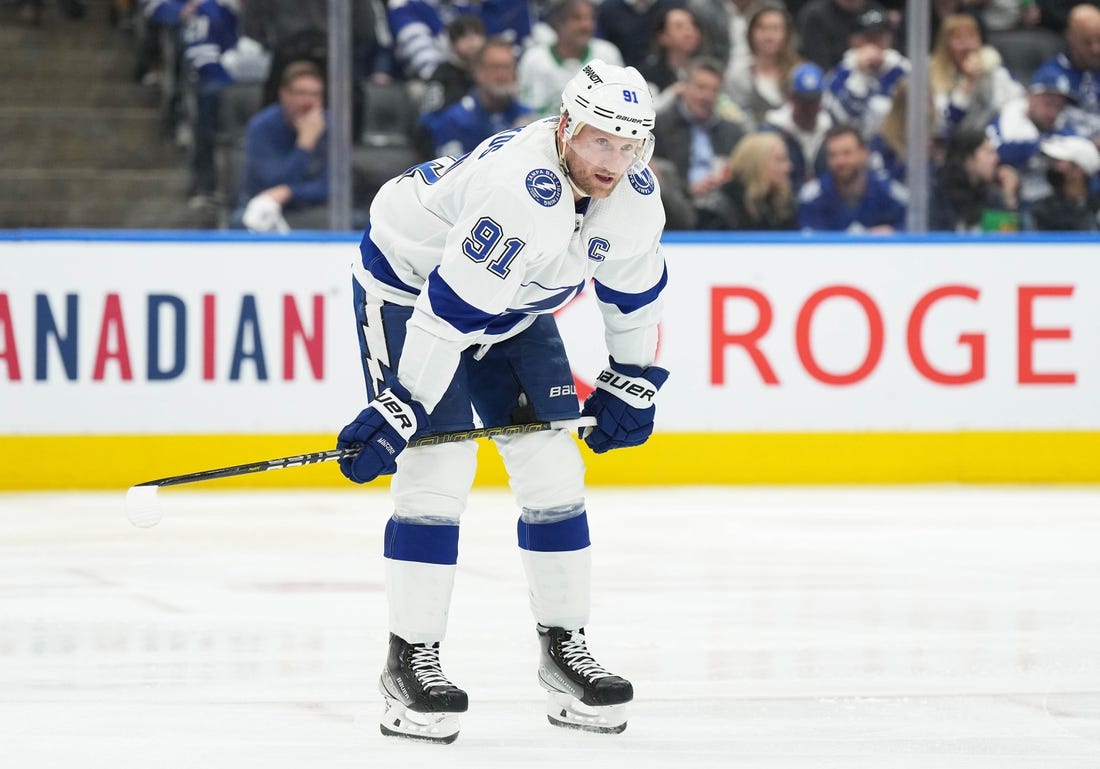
<box><xmin>125</xmin><ymin>486</ymin><xmax>164</xmax><ymax>528</ymax></box>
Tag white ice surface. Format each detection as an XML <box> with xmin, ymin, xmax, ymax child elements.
<box><xmin>1</xmin><ymin>487</ymin><xmax>1099</xmax><ymax>768</ymax></box>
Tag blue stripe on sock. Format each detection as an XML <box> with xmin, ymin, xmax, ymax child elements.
<box><xmin>517</xmin><ymin>511</ymin><xmax>590</xmax><ymax>552</ymax></box>
<box><xmin>384</xmin><ymin>517</ymin><xmax>460</xmax><ymax>565</ymax></box>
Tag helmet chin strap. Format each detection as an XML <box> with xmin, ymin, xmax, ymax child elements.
<box><xmin>556</xmin><ymin>115</ymin><xmax>590</xmax><ymax>199</ymax></box>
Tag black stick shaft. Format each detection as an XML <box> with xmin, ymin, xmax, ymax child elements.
<box><xmin>133</xmin><ymin>417</ymin><xmax>595</xmax><ymax>489</ymax></box>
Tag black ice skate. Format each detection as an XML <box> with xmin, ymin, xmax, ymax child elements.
<box><xmin>378</xmin><ymin>633</ymin><xmax>468</xmax><ymax>744</ymax></box>
<box><xmin>537</xmin><ymin>624</ymin><xmax>633</xmax><ymax>734</ymax></box>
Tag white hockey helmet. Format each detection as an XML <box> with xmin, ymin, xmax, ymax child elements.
<box><xmin>559</xmin><ymin>59</ymin><xmax>656</xmax><ymax>170</ymax></box>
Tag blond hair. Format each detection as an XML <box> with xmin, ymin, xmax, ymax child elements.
<box><xmin>929</xmin><ymin>14</ymin><xmax>981</xmax><ymax>95</ymax></box>
<box><xmin>878</xmin><ymin>78</ymin><xmax>908</xmax><ymax>158</ymax></box>
<box><xmin>727</xmin><ymin>132</ymin><xmax>793</xmax><ymax>222</ymax></box>
<box><xmin>877</xmin><ymin>78</ymin><xmax>934</xmax><ymax>158</ymax></box>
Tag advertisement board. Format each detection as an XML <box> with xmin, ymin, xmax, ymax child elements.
<box><xmin>3</xmin><ymin>233</ymin><xmax>1098</xmax><ymax>487</ymax></box>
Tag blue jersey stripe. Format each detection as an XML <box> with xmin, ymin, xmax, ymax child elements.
<box><xmin>593</xmin><ymin>264</ymin><xmax>668</xmax><ymax>314</ymax></box>
<box><xmin>426</xmin><ymin>268</ymin><xmax>528</xmax><ymax>335</ymax></box>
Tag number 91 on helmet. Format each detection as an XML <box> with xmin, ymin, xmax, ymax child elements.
<box><xmin>558</xmin><ymin>60</ymin><xmax>656</xmax><ymax>177</ymax></box>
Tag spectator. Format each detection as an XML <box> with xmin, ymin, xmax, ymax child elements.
<box><xmin>689</xmin><ymin>0</ymin><xmax>755</xmax><ymax>73</ymax></box>
<box><xmin>418</xmin><ymin>15</ymin><xmax>487</xmax><ymax>115</ymax></box>
<box><xmin>929</xmin><ymin>128</ymin><xmax>1019</xmax><ymax>231</ymax></box>
<box><xmin>518</xmin><ymin>0</ymin><xmax>624</xmax><ymax>117</ymax></box>
<box><xmin>651</xmin><ymin>56</ymin><xmax>749</xmax><ymax>202</ymax></box>
<box><xmin>798</xmin><ymin>124</ymin><xmax>908</xmax><ymax>231</ymax></box>
<box><xmin>138</xmin><ymin>0</ymin><xmax>192</xmax><ymax>138</ymax></box>
<box><xmin>384</xmin><ymin>0</ymin><xmax>531</xmax><ymax>82</ymax></box>
<box><xmin>232</xmin><ymin>60</ymin><xmax>330</xmax><ymax>231</ymax></box>
<box><xmin>797</xmin><ymin>0</ymin><xmax>887</xmax><ymax>71</ymax></box>
<box><xmin>823</xmin><ymin>7</ymin><xmax>910</xmax><ymax>138</ymax></box>
<box><xmin>762</xmin><ymin>62</ymin><xmax>834</xmax><ymax>193</ymax></box>
<box><xmin>725</xmin><ymin>3</ymin><xmax>802</xmax><ymax>128</ymax></box>
<box><xmin>639</xmin><ymin>6</ymin><xmax>703</xmax><ymax>108</ymax></box>
<box><xmin>1031</xmin><ymin>133</ymin><xmax>1100</xmax><ymax>228</ymax></box>
<box><xmin>1031</xmin><ymin>4</ymin><xmax>1100</xmax><ymax>136</ymax></box>
<box><xmin>597</xmin><ymin>0</ymin><xmax>684</xmax><ymax>69</ymax></box>
<box><xmin>988</xmin><ymin>67</ymin><xmax>1079</xmax><ymax>216</ymax></box>
<box><xmin>419</xmin><ymin>38</ymin><xmax>532</xmax><ymax>157</ymax></box>
<box><xmin>929</xmin><ymin>14</ymin><xmax>1025</xmax><ymax>136</ymax></box>
<box><xmin>696</xmin><ymin>131</ymin><xmax>798</xmax><ymax>229</ymax></box>
<box><xmin>181</xmin><ymin>0</ymin><xmax>240</xmax><ymax>207</ymax></box>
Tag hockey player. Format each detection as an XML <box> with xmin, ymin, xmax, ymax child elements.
<box><xmin>336</xmin><ymin>60</ymin><xmax>669</xmax><ymax>743</ymax></box>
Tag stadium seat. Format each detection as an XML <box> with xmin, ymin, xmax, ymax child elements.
<box><xmin>216</xmin><ymin>82</ymin><xmax>265</xmax><ymax>146</ymax></box>
<box><xmin>989</xmin><ymin>28</ymin><xmax>1064</xmax><ymax>84</ymax></box>
<box><xmin>353</xmin><ymin>144</ymin><xmax>422</xmax><ymax>211</ymax></box>
<box><xmin>360</xmin><ymin>80</ymin><xmax>418</xmax><ymax>147</ymax></box>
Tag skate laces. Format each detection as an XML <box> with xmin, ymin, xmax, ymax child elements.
<box><xmin>558</xmin><ymin>630</ymin><xmax>613</xmax><ymax>682</ymax></box>
<box><xmin>408</xmin><ymin>644</ymin><xmax>455</xmax><ymax>689</ymax></box>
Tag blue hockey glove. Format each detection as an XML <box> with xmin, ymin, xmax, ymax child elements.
<box><xmin>337</xmin><ymin>383</ymin><xmax>429</xmax><ymax>484</ymax></box>
<box><xmin>580</xmin><ymin>358</ymin><xmax>669</xmax><ymax>454</ymax></box>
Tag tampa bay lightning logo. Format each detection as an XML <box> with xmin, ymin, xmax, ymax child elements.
<box><xmin>526</xmin><ymin>168</ymin><xmax>562</xmax><ymax>207</ymax></box>
<box><xmin>628</xmin><ymin>167</ymin><xmax>655</xmax><ymax>196</ymax></box>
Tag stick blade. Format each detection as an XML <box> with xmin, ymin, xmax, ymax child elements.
<box><xmin>125</xmin><ymin>485</ymin><xmax>164</xmax><ymax>528</ymax></box>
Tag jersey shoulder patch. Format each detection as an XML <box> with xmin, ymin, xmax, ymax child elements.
<box><xmin>525</xmin><ymin>168</ymin><xmax>562</xmax><ymax>207</ymax></box>
<box><xmin>628</xmin><ymin>167</ymin><xmax>656</xmax><ymax>196</ymax></box>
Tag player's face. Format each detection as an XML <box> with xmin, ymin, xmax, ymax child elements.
<box><xmin>564</xmin><ymin>124</ymin><xmax>645</xmax><ymax>198</ymax></box>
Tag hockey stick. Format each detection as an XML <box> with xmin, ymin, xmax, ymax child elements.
<box><xmin>125</xmin><ymin>416</ymin><xmax>596</xmax><ymax>529</ymax></box>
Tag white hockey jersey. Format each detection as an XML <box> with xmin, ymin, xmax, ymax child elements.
<box><xmin>355</xmin><ymin>117</ymin><xmax>667</xmax><ymax>410</ymax></box>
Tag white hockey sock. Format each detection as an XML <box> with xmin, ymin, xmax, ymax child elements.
<box><xmin>385</xmin><ymin>557</ymin><xmax>457</xmax><ymax>643</ymax></box>
<box><xmin>520</xmin><ymin>546</ymin><xmax>591</xmax><ymax>630</ymax></box>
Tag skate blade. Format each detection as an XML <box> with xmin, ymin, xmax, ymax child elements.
<box><xmin>379</xmin><ymin>697</ymin><xmax>461</xmax><ymax>744</ymax></box>
<box><xmin>545</xmin><ymin>692</ymin><xmax>627</xmax><ymax>734</ymax></box>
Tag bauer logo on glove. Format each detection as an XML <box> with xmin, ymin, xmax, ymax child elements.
<box><xmin>593</xmin><ymin>369</ymin><xmax>658</xmax><ymax>407</ymax></box>
<box><xmin>581</xmin><ymin>357</ymin><xmax>669</xmax><ymax>454</ymax></box>
<box><xmin>337</xmin><ymin>383</ymin><xmax>429</xmax><ymax>483</ymax></box>
<box><xmin>374</xmin><ymin>389</ymin><xmax>418</xmax><ymax>435</ymax></box>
